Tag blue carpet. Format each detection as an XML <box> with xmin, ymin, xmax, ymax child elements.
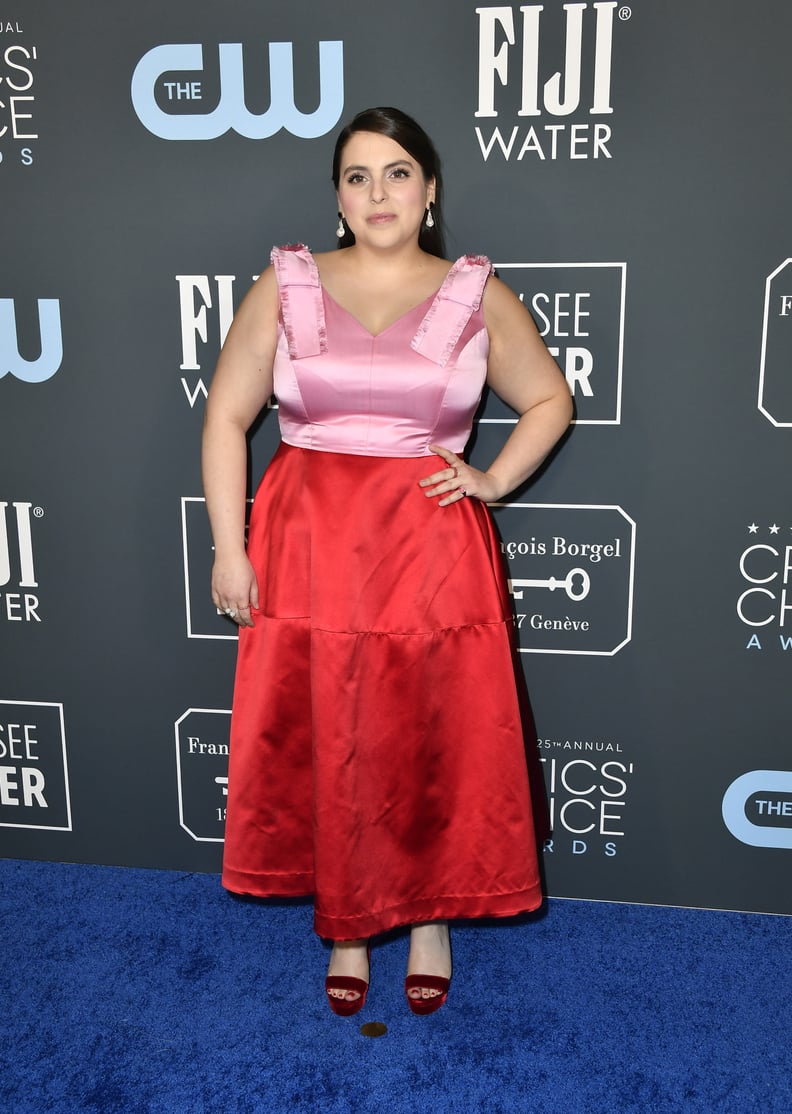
<box><xmin>1</xmin><ymin>859</ymin><xmax>789</xmax><ymax>1113</ymax></box>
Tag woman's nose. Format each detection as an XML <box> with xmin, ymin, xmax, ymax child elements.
<box><xmin>369</xmin><ymin>178</ymin><xmax>387</xmax><ymax>203</ymax></box>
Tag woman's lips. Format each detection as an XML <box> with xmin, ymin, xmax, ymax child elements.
<box><xmin>366</xmin><ymin>213</ymin><xmax>396</xmax><ymax>224</ymax></box>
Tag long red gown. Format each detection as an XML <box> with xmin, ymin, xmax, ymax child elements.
<box><xmin>221</xmin><ymin>245</ymin><xmax>543</xmax><ymax>939</ymax></box>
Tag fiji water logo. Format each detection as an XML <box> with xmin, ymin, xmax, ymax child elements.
<box><xmin>0</xmin><ymin>298</ymin><xmax>62</xmax><ymax>382</ymax></box>
<box><xmin>475</xmin><ymin>2</ymin><xmax>632</xmax><ymax>161</ymax></box>
<box><xmin>131</xmin><ymin>41</ymin><xmax>344</xmax><ymax>140</ymax></box>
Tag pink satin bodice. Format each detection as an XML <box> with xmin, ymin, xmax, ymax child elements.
<box><xmin>271</xmin><ymin>245</ymin><xmax>493</xmax><ymax>457</ymax></box>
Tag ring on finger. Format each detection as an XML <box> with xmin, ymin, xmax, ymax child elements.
<box><xmin>460</xmin><ymin>488</ymin><xmax>467</xmax><ymax>497</ymax></box>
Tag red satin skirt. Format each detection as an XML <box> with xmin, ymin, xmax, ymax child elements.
<box><xmin>222</xmin><ymin>442</ymin><xmax>543</xmax><ymax>939</ymax></box>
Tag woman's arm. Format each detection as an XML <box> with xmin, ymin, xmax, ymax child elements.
<box><xmin>421</xmin><ymin>275</ymin><xmax>573</xmax><ymax>506</ymax></box>
<box><xmin>201</xmin><ymin>266</ymin><xmax>280</xmax><ymax>626</ymax></box>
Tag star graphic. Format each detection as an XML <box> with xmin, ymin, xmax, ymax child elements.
<box><xmin>769</xmin><ymin>524</ymin><xmax>780</xmax><ymax>534</ymax></box>
<box><xmin>748</xmin><ymin>523</ymin><xmax>758</xmax><ymax>534</ymax></box>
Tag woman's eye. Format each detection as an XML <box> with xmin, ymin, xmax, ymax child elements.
<box><xmin>346</xmin><ymin>173</ymin><xmax>366</xmax><ymax>184</ymax></box>
<box><xmin>390</xmin><ymin>168</ymin><xmax>410</xmax><ymax>179</ymax></box>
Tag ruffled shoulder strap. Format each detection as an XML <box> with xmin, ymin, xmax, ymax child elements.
<box><xmin>270</xmin><ymin>244</ymin><xmax>327</xmax><ymax>359</ymax></box>
<box><xmin>410</xmin><ymin>255</ymin><xmax>494</xmax><ymax>367</ymax></box>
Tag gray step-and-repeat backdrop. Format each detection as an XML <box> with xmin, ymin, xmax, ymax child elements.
<box><xmin>2</xmin><ymin>1</ymin><xmax>790</xmax><ymax>915</ymax></box>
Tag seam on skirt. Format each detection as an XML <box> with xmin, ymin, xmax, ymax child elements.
<box><xmin>310</xmin><ymin>618</ymin><xmax>513</xmax><ymax>637</ymax></box>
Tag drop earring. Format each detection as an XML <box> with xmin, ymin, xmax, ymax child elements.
<box><xmin>425</xmin><ymin>204</ymin><xmax>435</xmax><ymax>229</ymax></box>
<box><xmin>336</xmin><ymin>214</ymin><xmax>345</xmax><ymax>238</ymax></box>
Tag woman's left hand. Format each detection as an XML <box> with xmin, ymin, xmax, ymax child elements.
<box><xmin>418</xmin><ymin>444</ymin><xmax>504</xmax><ymax>507</ymax></box>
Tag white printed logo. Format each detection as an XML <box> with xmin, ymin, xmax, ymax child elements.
<box><xmin>176</xmin><ymin>274</ymin><xmax>251</xmax><ymax>407</ymax></box>
<box><xmin>175</xmin><ymin>709</ymin><xmax>230</xmax><ymax>842</ymax></box>
<box><xmin>493</xmin><ymin>502</ymin><xmax>636</xmax><ymax>654</ymax></box>
<box><xmin>0</xmin><ymin>35</ymin><xmax>39</xmax><ymax>166</ymax></box>
<box><xmin>758</xmin><ymin>259</ymin><xmax>792</xmax><ymax>426</ymax></box>
<box><xmin>0</xmin><ymin>500</ymin><xmax>42</xmax><ymax>623</ymax></box>
<box><xmin>0</xmin><ymin>299</ymin><xmax>62</xmax><ymax>382</ymax></box>
<box><xmin>475</xmin><ymin>2</ymin><xmax>629</xmax><ymax>162</ymax></box>
<box><xmin>0</xmin><ymin>700</ymin><xmax>71</xmax><ymax>831</ymax></box>
<box><xmin>132</xmin><ymin>42</ymin><xmax>344</xmax><ymax>140</ymax></box>
<box><xmin>540</xmin><ymin>745</ymin><xmax>634</xmax><ymax>858</ymax></box>
<box><xmin>737</xmin><ymin>521</ymin><xmax>792</xmax><ymax>653</ymax></box>
<box><xmin>487</xmin><ymin>263</ymin><xmax>626</xmax><ymax>424</ymax></box>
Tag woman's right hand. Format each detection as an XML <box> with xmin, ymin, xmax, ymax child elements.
<box><xmin>211</xmin><ymin>552</ymin><xmax>260</xmax><ymax>628</ymax></box>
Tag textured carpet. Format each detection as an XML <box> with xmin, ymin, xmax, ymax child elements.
<box><xmin>1</xmin><ymin>859</ymin><xmax>789</xmax><ymax>1113</ymax></box>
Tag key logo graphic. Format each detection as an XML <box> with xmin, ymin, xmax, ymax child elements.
<box><xmin>493</xmin><ymin>502</ymin><xmax>636</xmax><ymax>654</ymax></box>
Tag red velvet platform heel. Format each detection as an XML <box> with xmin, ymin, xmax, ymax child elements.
<box><xmin>404</xmin><ymin>974</ymin><xmax>450</xmax><ymax>1016</ymax></box>
<box><xmin>325</xmin><ymin>946</ymin><xmax>371</xmax><ymax>1017</ymax></box>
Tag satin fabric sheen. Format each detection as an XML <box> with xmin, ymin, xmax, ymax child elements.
<box><xmin>222</xmin><ymin>247</ymin><xmax>543</xmax><ymax>939</ymax></box>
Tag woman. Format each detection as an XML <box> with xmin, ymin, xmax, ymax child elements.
<box><xmin>202</xmin><ymin>107</ymin><xmax>572</xmax><ymax>1017</ymax></box>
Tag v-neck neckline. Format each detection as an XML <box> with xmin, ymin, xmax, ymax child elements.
<box><xmin>311</xmin><ymin>252</ymin><xmax>460</xmax><ymax>340</ymax></box>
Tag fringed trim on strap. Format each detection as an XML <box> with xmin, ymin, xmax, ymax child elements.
<box><xmin>271</xmin><ymin>244</ymin><xmax>328</xmax><ymax>360</ymax></box>
<box><xmin>410</xmin><ymin>255</ymin><xmax>494</xmax><ymax>367</ymax></box>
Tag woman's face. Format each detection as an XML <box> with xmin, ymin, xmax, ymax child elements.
<box><xmin>336</xmin><ymin>130</ymin><xmax>435</xmax><ymax>250</ymax></box>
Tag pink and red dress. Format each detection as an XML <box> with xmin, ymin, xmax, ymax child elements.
<box><xmin>221</xmin><ymin>245</ymin><xmax>543</xmax><ymax>939</ymax></box>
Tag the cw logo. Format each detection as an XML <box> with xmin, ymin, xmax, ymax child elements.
<box><xmin>0</xmin><ymin>299</ymin><xmax>63</xmax><ymax>383</ymax></box>
<box><xmin>131</xmin><ymin>41</ymin><xmax>344</xmax><ymax>141</ymax></box>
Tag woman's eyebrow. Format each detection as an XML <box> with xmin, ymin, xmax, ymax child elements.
<box><xmin>341</xmin><ymin>159</ymin><xmax>414</xmax><ymax>174</ymax></box>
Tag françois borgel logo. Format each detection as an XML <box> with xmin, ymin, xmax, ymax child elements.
<box><xmin>492</xmin><ymin>503</ymin><xmax>636</xmax><ymax>655</ymax></box>
<box><xmin>131</xmin><ymin>41</ymin><xmax>344</xmax><ymax>140</ymax></box>
<box><xmin>0</xmin><ymin>24</ymin><xmax>39</xmax><ymax>167</ymax></box>
<box><xmin>0</xmin><ymin>299</ymin><xmax>63</xmax><ymax>383</ymax></box>
<box><xmin>758</xmin><ymin>259</ymin><xmax>792</xmax><ymax>426</ymax></box>
<box><xmin>486</xmin><ymin>263</ymin><xmax>626</xmax><ymax>424</ymax></box>
<box><xmin>0</xmin><ymin>700</ymin><xmax>71</xmax><ymax>831</ymax></box>
<box><xmin>475</xmin><ymin>2</ymin><xmax>631</xmax><ymax>162</ymax></box>
<box><xmin>737</xmin><ymin>522</ymin><xmax>792</xmax><ymax>652</ymax></box>
<box><xmin>0</xmin><ymin>500</ymin><xmax>43</xmax><ymax>623</ymax></box>
<box><xmin>722</xmin><ymin>770</ymin><xmax>792</xmax><ymax>850</ymax></box>
<box><xmin>175</xmin><ymin>709</ymin><xmax>230</xmax><ymax>842</ymax></box>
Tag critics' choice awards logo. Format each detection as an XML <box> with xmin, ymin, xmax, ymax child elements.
<box><xmin>0</xmin><ymin>298</ymin><xmax>63</xmax><ymax>382</ymax></box>
<box><xmin>722</xmin><ymin>770</ymin><xmax>792</xmax><ymax>850</ymax></box>
<box><xmin>538</xmin><ymin>738</ymin><xmax>634</xmax><ymax>858</ymax></box>
<box><xmin>737</xmin><ymin>522</ymin><xmax>792</xmax><ymax>653</ymax></box>
<box><xmin>0</xmin><ymin>20</ymin><xmax>38</xmax><ymax>167</ymax></box>
<box><xmin>181</xmin><ymin>497</ymin><xmax>252</xmax><ymax>640</ymax></box>
<box><xmin>0</xmin><ymin>500</ymin><xmax>43</xmax><ymax>623</ymax></box>
<box><xmin>758</xmin><ymin>259</ymin><xmax>792</xmax><ymax>426</ymax></box>
<box><xmin>0</xmin><ymin>700</ymin><xmax>71</xmax><ymax>831</ymax></box>
<box><xmin>492</xmin><ymin>503</ymin><xmax>636</xmax><ymax>655</ymax></box>
<box><xmin>475</xmin><ymin>2</ymin><xmax>631</xmax><ymax>162</ymax></box>
<box><xmin>175</xmin><ymin>709</ymin><xmax>230</xmax><ymax>842</ymax></box>
<box><xmin>485</xmin><ymin>263</ymin><xmax>626</xmax><ymax>425</ymax></box>
<box><xmin>131</xmin><ymin>41</ymin><xmax>344</xmax><ymax>140</ymax></box>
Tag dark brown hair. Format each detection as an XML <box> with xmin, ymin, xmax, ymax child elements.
<box><xmin>332</xmin><ymin>107</ymin><xmax>445</xmax><ymax>258</ymax></box>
